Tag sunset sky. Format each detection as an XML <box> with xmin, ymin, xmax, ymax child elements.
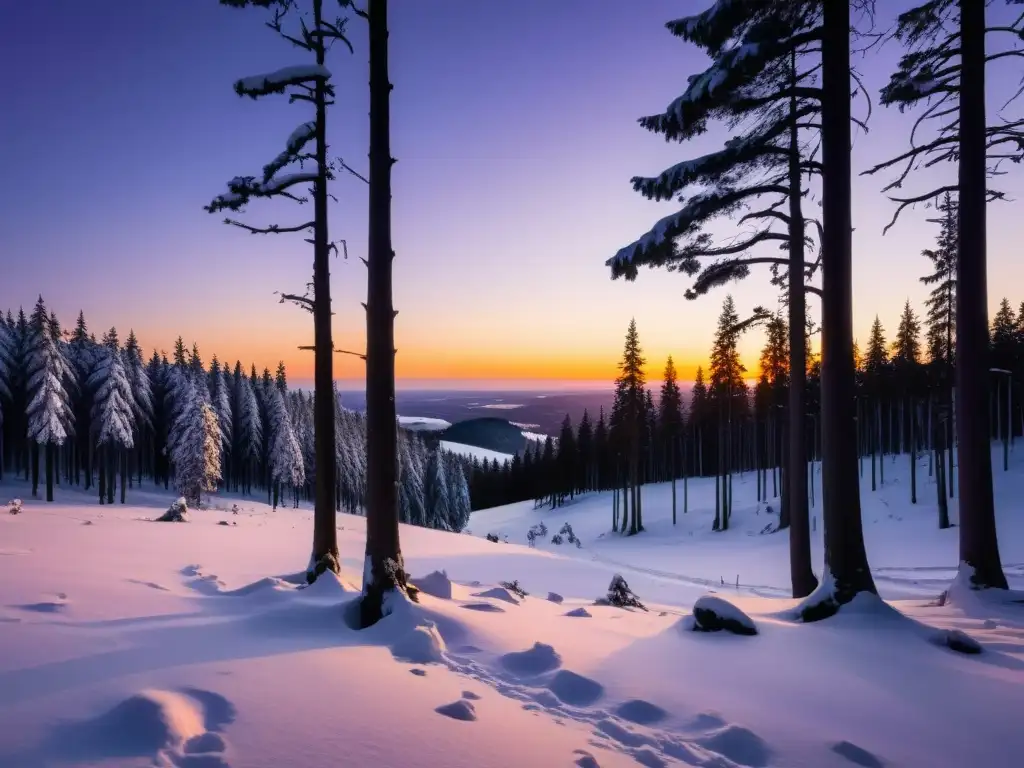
<box><xmin>2</xmin><ymin>1</ymin><xmax>1022</xmax><ymax>390</ymax></box>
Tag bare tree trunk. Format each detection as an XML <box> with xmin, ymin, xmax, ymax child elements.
<box><xmin>361</xmin><ymin>0</ymin><xmax>411</xmax><ymax>626</ymax></box>
<box><xmin>787</xmin><ymin>59</ymin><xmax>816</xmax><ymax>595</ymax></box>
<box><xmin>308</xmin><ymin>0</ymin><xmax>340</xmax><ymax>580</ymax></box>
<box><xmin>808</xmin><ymin>0</ymin><xmax>877</xmax><ymax>617</ymax></box>
<box><xmin>955</xmin><ymin>0</ymin><xmax>1007</xmax><ymax>588</ymax></box>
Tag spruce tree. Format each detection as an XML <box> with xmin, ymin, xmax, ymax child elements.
<box><xmin>576</xmin><ymin>409</ymin><xmax>594</xmax><ymax>493</ymax></box>
<box><xmin>170</xmin><ymin>376</ymin><xmax>222</xmax><ymax>506</ymax></box>
<box><xmin>613</xmin><ymin>319</ymin><xmax>646</xmax><ymax>535</ymax></box>
<box><xmin>658</xmin><ymin>356</ymin><xmax>685</xmax><ymax>471</ymax></box>
<box><xmin>557</xmin><ymin>414</ymin><xmax>577</xmax><ymax>504</ymax></box>
<box><xmin>89</xmin><ymin>333</ymin><xmax>135</xmax><ymax>504</ymax></box>
<box><xmin>25</xmin><ymin>298</ymin><xmax>75</xmax><ymax>502</ymax></box>
<box><xmin>991</xmin><ymin>298</ymin><xmax>1017</xmax><ymax>373</ymax></box>
<box><xmin>123</xmin><ymin>330</ymin><xmax>153</xmax><ymax>487</ymax></box>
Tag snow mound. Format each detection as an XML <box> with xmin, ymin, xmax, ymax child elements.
<box><xmin>687</xmin><ymin>595</ymin><xmax>758</xmax><ymax>636</ymax></box>
<box><xmin>831</xmin><ymin>740</ymin><xmax>885</xmax><ymax>767</ymax></box>
<box><xmin>547</xmin><ymin>670</ymin><xmax>605</xmax><ymax>706</ymax></box>
<box><xmin>390</xmin><ymin>622</ymin><xmax>447</xmax><ymax>665</ymax></box>
<box><xmin>299</xmin><ymin>568</ymin><xmax>359</xmax><ymax>597</ymax></box>
<box><xmin>615</xmin><ymin>699</ymin><xmax>668</xmax><ymax>725</ymax></box>
<box><xmin>461</xmin><ymin>690</ymin><xmax>481</xmax><ymax>700</ymax></box>
<box><xmin>410</xmin><ymin>570</ymin><xmax>453</xmax><ymax>599</ymax></box>
<box><xmin>472</xmin><ymin>586</ymin><xmax>520</xmax><ymax>604</ymax></box>
<box><xmin>574</xmin><ymin>750</ymin><xmax>600</xmax><ymax>767</ymax></box>
<box><xmin>45</xmin><ymin>688</ymin><xmax>232</xmax><ymax>764</ymax></box>
<box><xmin>546</xmin><ymin>591</ymin><xmax>564</xmax><ymax>604</ymax></box>
<box><xmin>500</xmin><ymin>642</ymin><xmax>562</xmax><ymax>676</ymax></box>
<box><xmin>564</xmin><ymin>607</ymin><xmax>591</xmax><ymax>618</ymax></box>
<box><xmin>435</xmin><ymin>699</ymin><xmax>477</xmax><ymax>722</ymax></box>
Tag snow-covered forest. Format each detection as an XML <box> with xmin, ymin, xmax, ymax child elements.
<box><xmin>0</xmin><ymin>298</ymin><xmax>470</xmax><ymax>531</ymax></box>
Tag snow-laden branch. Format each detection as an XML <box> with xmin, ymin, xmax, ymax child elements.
<box><xmin>234</xmin><ymin>64</ymin><xmax>331</xmax><ymax>99</ymax></box>
<box><xmin>263</xmin><ymin>122</ymin><xmax>316</xmax><ymax>181</ymax></box>
<box><xmin>608</xmin><ymin>184</ymin><xmax>789</xmax><ymax>278</ymax></box>
<box><xmin>205</xmin><ymin>172</ymin><xmax>319</xmax><ymax>213</ymax></box>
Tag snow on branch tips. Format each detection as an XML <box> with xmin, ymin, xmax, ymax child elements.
<box><xmin>205</xmin><ymin>172</ymin><xmax>319</xmax><ymax>214</ymax></box>
<box><xmin>234</xmin><ymin>65</ymin><xmax>331</xmax><ymax>99</ymax></box>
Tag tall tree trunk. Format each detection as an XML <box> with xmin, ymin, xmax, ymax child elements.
<box><xmin>910</xmin><ymin>399</ymin><xmax>918</xmax><ymax>504</ymax></box>
<box><xmin>120</xmin><ymin>449</ymin><xmax>127</xmax><ymax>504</ymax></box>
<box><xmin>809</xmin><ymin>0</ymin><xmax>877</xmax><ymax>617</ymax></box>
<box><xmin>361</xmin><ymin>0</ymin><xmax>410</xmax><ymax>627</ymax></box>
<box><xmin>31</xmin><ymin>442</ymin><xmax>39</xmax><ymax>498</ymax></box>
<box><xmin>308</xmin><ymin>0</ymin><xmax>340</xmax><ymax>580</ymax></box>
<box><xmin>671</xmin><ymin>439</ymin><xmax>677</xmax><ymax>524</ymax></box>
<box><xmin>99</xmin><ymin>446</ymin><xmax>106</xmax><ymax>505</ymax></box>
<box><xmin>45</xmin><ymin>443</ymin><xmax>54</xmax><ymax>502</ymax></box>
<box><xmin>787</xmin><ymin>60</ymin><xmax>816</xmax><ymax>596</ymax></box>
<box><xmin>955</xmin><ymin>0</ymin><xmax>1007</xmax><ymax>588</ymax></box>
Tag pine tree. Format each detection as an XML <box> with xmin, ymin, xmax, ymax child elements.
<box><xmin>892</xmin><ymin>300</ymin><xmax>922</xmax><ymax>369</ymax></box>
<box><xmin>921</xmin><ymin>194</ymin><xmax>958</xmax><ymax>370</ymax></box>
<box><xmin>25</xmin><ymin>297</ymin><xmax>75</xmax><ymax>501</ymax></box>
<box><xmin>268</xmin><ymin>388</ymin><xmax>304</xmax><ymax>507</ymax></box>
<box><xmin>576</xmin><ymin>409</ymin><xmax>594</xmax><ymax>493</ymax></box>
<box><xmin>864</xmin><ymin>317</ymin><xmax>889</xmax><ymax>383</ymax></box>
<box><xmin>658</xmin><ymin>356</ymin><xmax>684</xmax><ymax>466</ymax></box>
<box><xmin>613</xmin><ymin>319</ymin><xmax>646</xmax><ymax>535</ymax></box>
<box><xmin>170</xmin><ymin>376</ymin><xmax>222</xmax><ymax>506</ymax></box>
<box><xmin>991</xmin><ymin>298</ymin><xmax>1017</xmax><ymax>373</ymax></box>
<box><xmin>123</xmin><ymin>330</ymin><xmax>153</xmax><ymax>486</ymax></box>
<box><xmin>425</xmin><ymin>448</ymin><xmax>451</xmax><ymax>530</ymax></box>
<box><xmin>557</xmin><ymin>414</ymin><xmax>578</xmax><ymax>504</ymax></box>
<box><xmin>89</xmin><ymin>333</ymin><xmax>136</xmax><ymax>504</ymax></box>
<box><xmin>208</xmin><ymin>0</ymin><xmax>349</xmax><ymax>583</ymax></box>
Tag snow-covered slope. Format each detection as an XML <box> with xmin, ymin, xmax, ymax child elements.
<box><xmin>398</xmin><ymin>415</ymin><xmax>452</xmax><ymax>432</ymax></box>
<box><xmin>1</xmin><ymin>449</ymin><xmax>1022</xmax><ymax>768</ymax></box>
<box><xmin>440</xmin><ymin>440</ymin><xmax>513</xmax><ymax>464</ymax></box>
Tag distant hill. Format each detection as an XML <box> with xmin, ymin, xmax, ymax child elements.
<box><xmin>439</xmin><ymin>417</ymin><xmax>532</xmax><ymax>456</ymax></box>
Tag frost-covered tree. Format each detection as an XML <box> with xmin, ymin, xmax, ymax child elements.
<box><xmin>169</xmin><ymin>376</ymin><xmax>222</xmax><ymax>506</ymax></box>
<box><xmin>235</xmin><ymin>372</ymin><xmax>263</xmax><ymax>495</ymax></box>
<box><xmin>207</xmin><ymin>0</ymin><xmax>354</xmax><ymax>581</ymax></box>
<box><xmin>25</xmin><ymin>297</ymin><xmax>75</xmax><ymax>501</ymax></box>
<box><xmin>89</xmin><ymin>332</ymin><xmax>135</xmax><ymax>504</ymax></box>
<box><xmin>211</xmin><ymin>360</ymin><xmax>233</xmax><ymax>464</ymax></box>
<box><xmin>267</xmin><ymin>387</ymin><xmax>304</xmax><ymax>509</ymax></box>
<box><xmin>424</xmin><ymin>448</ymin><xmax>450</xmax><ymax>530</ymax></box>
<box><xmin>0</xmin><ymin>322</ymin><xmax>12</xmax><ymax>457</ymax></box>
<box><xmin>123</xmin><ymin>329</ymin><xmax>153</xmax><ymax>486</ymax></box>
<box><xmin>446</xmin><ymin>454</ymin><xmax>472</xmax><ymax>533</ymax></box>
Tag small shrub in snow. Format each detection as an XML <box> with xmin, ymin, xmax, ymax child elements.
<box><xmin>559</xmin><ymin>522</ymin><xmax>582</xmax><ymax>548</ymax></box>
<box><xmin>231</xmin><ymin>503</ymin><xmax>240</xmax><ymax>515</ymax></box>
<box><xmin>500</xmin><ymin>580</ymin><xmax>529</xmax><ymax>599</ymax></box>
<box><xmin>7</xmin><ymin>499</ymin><xmax>23</xmax><ymax>515</ymax></box>
<box><xmin>551</xmin><ymin>533</ymin><xmax>564</xmax><ymax>545</ymax></box>
<box><xmin>156</xmin><ymin>497</ymin><xmax>189</xmax><ymax>522</ymax></box>
<box><xmin>486</xmin><ymin>533</ymin><xmax>500</xmax><ymax>543</ymax></box>
<box><xmin>603</xmin><ymin>574</ymin><xmax>647</xmax><ymax>611</ymax></box>
<box><xmin>689</xmin><ymin>595</ymin><xmax>758</xmax><ymax>636</ymax></box>
<box><xmin>526</xmin><ymin>522</ymin><xmax>548</xmax><ymax>547</ymax></box>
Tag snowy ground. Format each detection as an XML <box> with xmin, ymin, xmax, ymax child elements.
<box><xmin>397</xmin><ymin>415</ymin><xmax>451</xmax><ymax>432</ymax></box>
<box><xmin>1</xmin><ymin>447</ymin><xmax>1022</xmax><ymax>768</ymax></box>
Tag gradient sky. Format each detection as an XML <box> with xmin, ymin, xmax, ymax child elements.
<box><xmin>2</xmin><ymin>1</ymin><xmax>1022</xmax><ymax>389</ymax></box>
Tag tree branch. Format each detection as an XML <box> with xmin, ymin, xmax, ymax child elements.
<box><xmin>225</xmin><ymin>219</ymin><xmax>315</xmax><ymax>234</ymax></box>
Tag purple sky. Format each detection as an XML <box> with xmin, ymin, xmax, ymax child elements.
<box><xmin>2</xmin><ymin>1</ymin><xmax>1021</xmax><ymax>388</ymax></box>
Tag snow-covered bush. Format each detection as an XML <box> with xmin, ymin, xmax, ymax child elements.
<box><xmin>500</xmin><ymin>580</ymin><xmax>528</xmax><ymax>599</ymax></box>
<box><xmin>559</xmin><ymin>522</ymin><xmax>581</xmax><ymax>548</ymax></box>
<box><xmin>157</xmin><ymin>497</ymin><xmax>189</xmax><ymax>523</ymax></box>
<box><xmin>599</xmin><ymin>574</ymin><xmax>647</xmax><ymax>611</ymax></box>
<box><xmin>7</xmin><ymin>499</ymin><xmax>23</xmax><ymax>515</ymax></box>
<box><xmin>689</xmin><ymin>595</ymin><xmax>758</xmax><ymax>636</ymax></box>
<box><xmin>551</xmin><ymin>533</ymin><xmax>564</xmax><ymax>545</ymax></box>
<box><xmin>486</xmin><ymin>533</ymin><xmax>500</xmax><ymax>543</ymax></box>
<box><xmin>526</xmin><ymin>522</ymin><xmax>548</xmax><ymax>547</ymax></box>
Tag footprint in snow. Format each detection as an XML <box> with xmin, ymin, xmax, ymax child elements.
<box><xmin>547</xmin><ymin>670</ymin><xmax>605</xmax><ymax>707</ymax></box>
<box><xmin>831</xmin><ymin>740</ymin><xmax>886</xmax><ymax>767</ymax></box>
<box><xmin>435</xmin><ymin>699</ymin><xmax>477</xmax><ymax>722</ymax></box>
<box><xmin>614</xmin><ymin>700</ymin><xmax>668</xmax><ymax>726</ymax></box>
<box><xmin>499</xmin><ymin>642</ymin><xmax>562</xmax><ymax>676</ymax></box>
<box><xmin>460</xmin><ymin>602</ymin><xmax>505</xmax><ymax>613</ymax></box>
